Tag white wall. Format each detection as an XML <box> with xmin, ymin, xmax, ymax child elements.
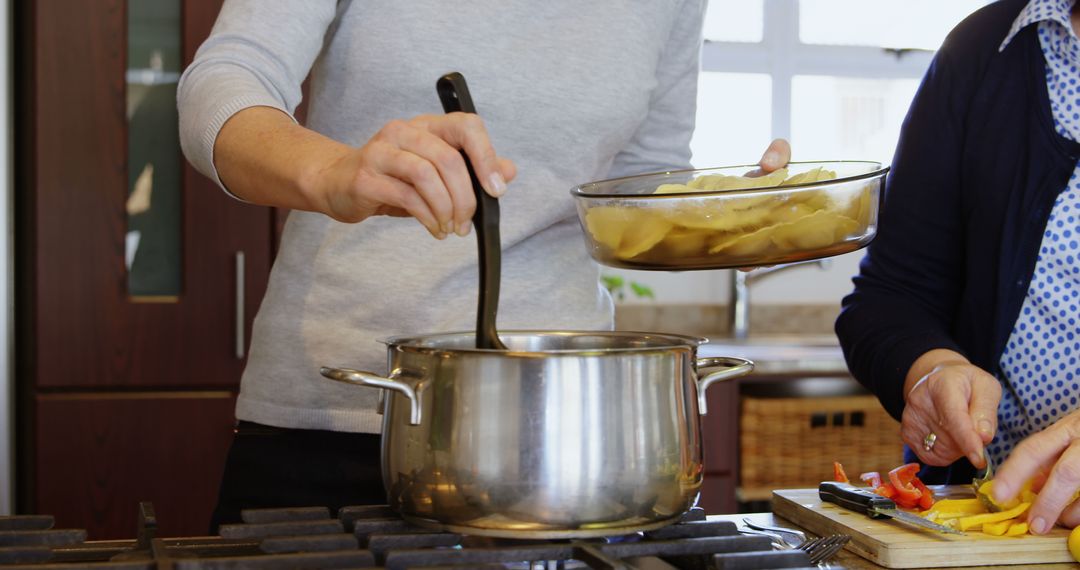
<box><xmin>1</xmin><ymin>0</ymin><xmax>12</xmax><ymax>515</ymax></box>
<box><xmin>605</xmin><ymin>249</ymin><xmax>864</xmax><ymax>306</ymax></box>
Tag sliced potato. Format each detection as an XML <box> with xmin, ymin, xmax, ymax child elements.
<box><xmin>654</xmin><ymin>183</ymin><xmax>693</xmax><ymax>195</ymax></box>
<box><xmin>854</xmin><ymin>185</ymin><xmax>875</xmax><ymax>227</ymax></box>
<box><xmin>616</xmin><ymin>216</ymin><xmax>673</xmax><ymax>259</ymax></box>
<box><xmin>585</xmin><ymin>165</ymin><xmax>870</xmax><ymax>267</ymax></box>
<box><xmin>676</xmin><ymin>168</ymin><xmax>790</xmax><ymax>193</ymax></box>
<box><xmin>658</xmin><ymin>227</ymin><xmax>710</xmax><ymax>258</ymax></box>
<box><xmin>780</xmin><ymin>166</ymin><xmax>837</xmax><ymax>186</ymax></box>
<box><xmin>767</xmin><ymin>202</ymin><xmax>817</xmax><ymax>224</ymax></box>
<box><xmin>708</xmin><ymin>225</ymin><xmax>775</xmax><ymax>257</ymax></box>
<box><xmin>661</xmin><ymin>201</ymin><xmax>775</xmax><ymax>232</ymax></box>
<box><xmin>584</xmin><ymin>206</ymin><xmax>638</xmax><ymax>250</ymax></box>
<box><xmin>771</xmin><ymin>210</ymin><xmax>860</xmax><ymax>250</ymax></box>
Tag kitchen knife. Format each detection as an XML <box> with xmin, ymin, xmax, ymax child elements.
<box><xmin>819</xmin><ymin>482</ymin><xmax>964</xmax><ymax>535</ymax></box>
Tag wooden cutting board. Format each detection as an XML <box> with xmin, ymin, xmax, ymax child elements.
<box><xmin>772</xmin><ymin>486</ymin><xmax>1073</xmax><ymax>568</ymax></box>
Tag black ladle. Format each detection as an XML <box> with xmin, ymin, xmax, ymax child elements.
<box><xmin>436</xmin><ymin>72</ymin><xmax>507</xmax><ymax>350</ymax></box>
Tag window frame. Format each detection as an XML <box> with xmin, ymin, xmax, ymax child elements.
<box><xmin>700</xmin><ymin>0</ymin><xmax>942</xmax><ymax>141</ymax></box>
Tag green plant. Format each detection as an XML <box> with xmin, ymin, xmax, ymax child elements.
<box><xmin>601</xmin><ymin>275</ymin><xmax>655</xmax><ymax>302</ymax></box>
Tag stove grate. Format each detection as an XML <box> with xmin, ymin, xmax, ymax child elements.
<box><xmin>0</xmin><ymin>504</ymin><xmax>836</xmax><ymax>569</ymax></box>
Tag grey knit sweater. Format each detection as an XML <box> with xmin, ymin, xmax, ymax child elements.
<box><xmin>178</xmin><ymin>0</ymin><xmax>703</xmax><ymax>433</ymax></box>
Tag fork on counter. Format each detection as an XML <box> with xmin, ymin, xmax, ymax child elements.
<box><xmin>741</xmin><ymin>517</ymin><xmax>850</xmax><ymax>565</ymax></box>
<box><xmin>742</xmin><ymin>518</ymin><xmax>806</xmax><ymax>547</ymax></box>
<box><xmin>798</xmin><ymin>534</ymin><xmax>851</xmax><ymax>565</ymax></box>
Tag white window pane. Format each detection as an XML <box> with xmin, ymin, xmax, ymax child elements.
<box><xmin>799</xmin><ymin>0</ymin><xmax>988</xmax><ymax>50</ymax></box>
<box><xmin>703</xmin><ymin>0</ymin><xmax>764</xmax><ymax>43</ymax></box>
<box><xmin>791</xmin><ymin>76</ymin><xmax>920</xmax><ymax>165</ymax></box>
<box><xmin>692</xmin><ymin>72</ymin><xmax>771</xmax><ymax>169</ymax></box>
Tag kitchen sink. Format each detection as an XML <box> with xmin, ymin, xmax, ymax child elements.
<box><xmin>699</xmin><ymin>333</ymin><xmax>862</xmax><ymax>397</ymax></box>
<box><xmin>699</xmin><ymin>333</ymin><xmax>846</xmax><ymax>376</ymax></box>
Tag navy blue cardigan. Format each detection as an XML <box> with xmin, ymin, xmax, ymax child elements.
<box><xmin>835</xmin><ymin>0</ymin><xmax>1080</xmax><ymax>484</ymax></box>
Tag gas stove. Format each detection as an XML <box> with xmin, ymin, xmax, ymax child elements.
<box><xmin>0</xmin><ymin>503</ymin><xmax>836</xmax><ymax>569</ymax></box>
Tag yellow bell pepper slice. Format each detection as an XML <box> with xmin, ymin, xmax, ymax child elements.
<box><xmin>957</xmin><ymin>502</ymin><xmax>1031</xmax><ymax>532</ymax></box>
<box><xmin>925</xmin><ymin>498</ymin><xmax>987</xmax><ymax>517</ymax></box>
<box><xmin>982</xmin><ymin>519</ymin><xmax>1032</xmax><ymax>537</ymax></box>
<box><xmin>1006</xmin><ymin>522</ymin><xmax>1029</xmax><ymax>536</ymax></box>
<box><xmin>979</xmin><ymin>479</ymin><xmax>1038</xmax><ymax>511</ymax></box>
<box><xmin>982</xmin><ymin>520</ymin><xmax>1012</xmax><ymax>536</ymax></box>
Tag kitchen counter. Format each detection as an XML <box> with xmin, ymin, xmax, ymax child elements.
<box><xmin>700</xmin><ymin>334</ymin><xmax>848</xmax><ymax>377</ymax></box>
<box><xmin>717</xmin><ymin>512</ymin><xmax>1076</xmax><ymax>570</ymax></box>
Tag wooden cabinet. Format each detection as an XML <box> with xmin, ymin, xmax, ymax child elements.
<box><xmin>699</xmin><ymin>382</ymin><xmax>739</xmax><ymax>514</ymax></box>
<box><xmin>34</xmin><ymin>395</ymin><xmax>236</xmax><ymax>539</ymax></box>
<box><xmin>17</xmin><ymin>0</ymin><xmax>270</xmax><ymax>538</ymax></box>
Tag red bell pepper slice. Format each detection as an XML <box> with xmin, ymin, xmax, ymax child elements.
<box><xmin>911</xmin><ymin>477</ymin><xmax>935</xmax><ymax>510</ymax></box>
<box><xmin>833</xmin><ymin>461</ymin><xmax>850</xmax><ymax>483</ymax></box>
<box><xmin>860</xmin><ymin>471</ymin><xmax>882</xmax><ymax>488</ymax></box>
<box><xmin>887</xmin><ymin>462</ymin><xmax>923</xmax><ymax>505</ymax></box>
<box><xmin>874</xmin><ymin>483</ymin><xmax>897</xmax><ymax>499</ymax></box>
<box><xmin>893</xmin><ymin>493</ymin><xmax>919</xmax><ymax>509</ymax></box>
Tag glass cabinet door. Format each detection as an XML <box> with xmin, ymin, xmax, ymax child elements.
<box><xmin>126</xmin><ymin>0</ymin><xmax>182</xmax><ymax>300</ymax></box>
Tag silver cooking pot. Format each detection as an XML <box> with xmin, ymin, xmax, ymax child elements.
<box><xmin>320</xmin><ymin>330</ymin><xmax>752</xmax><ymax>538</ymax></box>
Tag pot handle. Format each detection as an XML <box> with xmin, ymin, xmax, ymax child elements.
<box><xmin>694</xmin><ymin>356</ymin><xmax>754</xmax><ymax>415</ymax></box>
<box><xmin>319</xmin><ymin>366</ymin><xmax>422</xmax><ymax>425</ymax></box>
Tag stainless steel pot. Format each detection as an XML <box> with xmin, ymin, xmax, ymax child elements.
<box><xmin>320</xmin><ymin>330</ymin><xmax>753</xmax><ymax>538</ymax></box>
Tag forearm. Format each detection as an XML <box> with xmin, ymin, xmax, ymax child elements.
<box><xmin>214</xmin><ymin>106</ymin><xmax>349</xmax><ymax>214</ymax></box>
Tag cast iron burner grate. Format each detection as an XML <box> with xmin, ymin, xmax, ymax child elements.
<box><xmin>0</xmin><ymin>503</ymin><xmax>836</xmax><ymax>569</ymax></box>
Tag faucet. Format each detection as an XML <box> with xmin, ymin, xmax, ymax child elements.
<box><xmin>728</xmin><ymin>258</ymin><xmax>833</xmax><ymax>339</ymax></box>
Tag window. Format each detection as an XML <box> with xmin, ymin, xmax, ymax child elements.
<box><xmin>694</xmin><ymin>0</ymin><xmax>989</xmax><ymax>169</ymax></box>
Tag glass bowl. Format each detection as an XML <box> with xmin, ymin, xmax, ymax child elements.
<box><xmin>570</xmin><ymin>160</ymin><xmax>888</xmax><ymax>270</ymax></box>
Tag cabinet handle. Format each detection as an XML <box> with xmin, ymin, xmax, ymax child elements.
<box><xmin>235</xmin><ymin>251</ymin><xmax>245</xmax><ymax>359</ymax></box>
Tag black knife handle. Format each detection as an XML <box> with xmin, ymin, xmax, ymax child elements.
<box><xmin>819</xmin><ymin>481</ymin><xmax>895</xmax><ymax>519</ymax></box>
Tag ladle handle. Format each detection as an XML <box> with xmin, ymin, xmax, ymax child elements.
<box><xmin>436</xmin><ymin>72</ymin><xmax>506</xmax><ymax>350</ymax></box>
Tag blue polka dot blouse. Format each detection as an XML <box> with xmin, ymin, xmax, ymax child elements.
<box><xmin>995</xmin><ymin>0</ymin><xmax>1080</xmax><ymax>466</ymax></box>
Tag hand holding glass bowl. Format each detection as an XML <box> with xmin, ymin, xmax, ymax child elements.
<box><xmin>570</xmin><ymin>161</ymin><xmax>889</xmax><ymax>270</ymax></box>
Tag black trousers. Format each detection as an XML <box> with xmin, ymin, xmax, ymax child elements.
<box><xmin>209</xmin><ymin>421</ymin><xmax>385</xmax><ymax>533</ymax></box>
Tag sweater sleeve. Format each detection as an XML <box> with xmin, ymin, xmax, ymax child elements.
<box><xmin>605</xmin><ymin>0</ymin><xmax>704</xmax><ymax>177</ymax></box>
<box><xmin>177</xmin><ymin>0</ymin><xmax>338</xmax><ymax>192</ymax></box>
<box><xmin>835</xmin><ymin>41</ymin><xmax>972</xmax><ymax>421</ymax></box>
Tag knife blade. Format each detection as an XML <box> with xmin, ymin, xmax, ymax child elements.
<box><xmin>819</xmin><ymin>481</ymin><xmax>964</xmax><ymax>535</ymax></box>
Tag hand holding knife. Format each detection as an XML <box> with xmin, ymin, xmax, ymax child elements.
<box><xmin>819</xmin><ymin>481</ymin><xmax>964</xmax><ymax>535</ymax></box>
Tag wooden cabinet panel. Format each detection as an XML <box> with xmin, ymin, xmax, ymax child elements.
<box><xmin>30</xmin><ymin>0</ymin><xmax>268</xmax><ymax>390</ymax></box>
<box><xmin>700</xmin><ymin>382</ymin><xmax>739</xmax><ymax>514</ymax></box>
<box><xmin>35</xmin><ymin>394</ymin><xmax>236</xmax><ymax>539</ymax></box>
<box><xmin>702</xmin><ymin>381</ymin><xmax>738</xmax><ymax>475</ymax></box>
<box><xmin>698</xmin><ymin>473</ymin><xmax>735</xmax><ymax>514</ymax></box>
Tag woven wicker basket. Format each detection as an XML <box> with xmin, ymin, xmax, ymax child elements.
<box><xmin>738</xmin><ymin>394</ymin><xmax>903</xmax><ymax>501</ymax></box>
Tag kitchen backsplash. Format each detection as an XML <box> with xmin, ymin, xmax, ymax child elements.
<box><xmin>614</xmin><ymin>303</ymin><xmax>841</xmax><ymax>338</ymax></box>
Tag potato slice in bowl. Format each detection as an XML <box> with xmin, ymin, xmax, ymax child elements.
<box><xmin>572</xmin><ymin>161</ymin><xmax>887</xmax><ymax>270</ymax></box>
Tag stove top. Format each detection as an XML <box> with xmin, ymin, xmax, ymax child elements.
<box><xmin>0</xmin><ymin>503</ymin><xmax>837</xmax><ymax>569</ymax></box>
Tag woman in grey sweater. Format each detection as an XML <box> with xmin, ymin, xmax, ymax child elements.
<box><xmin>179</xmin><ymin>0</ymin><xmax>789</xmax><ymax>527</ymax></box>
